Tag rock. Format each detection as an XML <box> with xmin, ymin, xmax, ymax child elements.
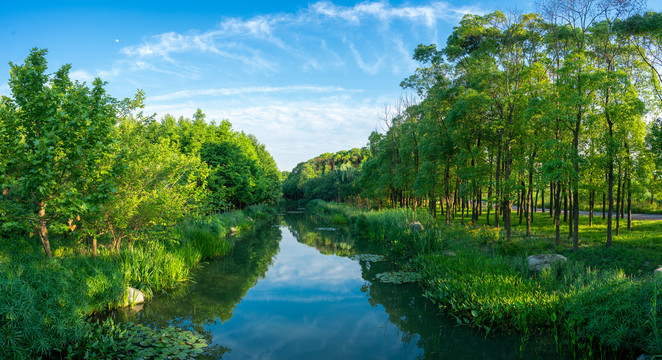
<box><xmin>123</xmin><ymin>287</ymin><xmax>145</xmax><ymax>307</ymax></box>
<box><xmin>527</xmin><ymin>254</ymin><xmax>567</xmax><ymax>272</ymax></box>
<box><xmin>410</xmin><ymin>221</ymin><xmax>424</xmax><ymax>232</ymax></box>
<box><xmin>654</xmin><ymin>268</ymin><xmax>662</xmax><ymax>276</ymax></box>
<box><xmin>442</xmin><ymin>250</ymin><xmax>456</xmax><ymax>257</ymax></box>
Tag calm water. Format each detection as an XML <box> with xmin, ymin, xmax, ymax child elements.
<box><xmin>114</xmin><ymin>212</ymin><xmax>555</xmax><ymax>359</ymax></box>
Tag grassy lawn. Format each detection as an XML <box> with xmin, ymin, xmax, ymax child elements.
<box><xmin>442</xmin><ymin>207</ymin><xmax>662</xmax><ymax>276</ymax></box>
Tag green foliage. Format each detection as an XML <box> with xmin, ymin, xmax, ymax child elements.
<box><xmin>62</xmin><ymin>319</ymin><xmax>210</xmax><ymax>359</ymax></box>
<box><xmin>0</xmin><ymin>252</ymin><xmax>125</xmax><ymax>359</ymax></box>
<box><xmin>330</xmin><ymin>214</ymin><xmax>348</xmax><ymax>224</ymax></box>
<box><xmin>0</xmin><ymin>48</ymin><xmax>142</xmax><ymax>256</ymax></box>
<box><xmin>0</xmin><ymin>205</ymin><xmax>273</xmax><ymax>358</ymax></box>
<box><xmin>564</xmin><ymin>274</ymin><xmax>662</xmax><ymax>354</ymax></box>
<box><xmin>0</xmin><ymin>50</ymin><xmax>279</xmax><ymax>260</ymax></box>
<box><xmin>375</xmin><ymin>271</ymin><xmax>422</xmax><ymax>284</ymax></box>
<box><xmin>282</xmin><ymin>148</ymin><xmax>369</xmax><ymax>201</ymax></box>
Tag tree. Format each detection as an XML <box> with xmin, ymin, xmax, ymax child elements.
<box><xmin>0</xmin><ymin>49</ymin><xmax>137</xmax><ymax>257</ymax></box>
<box><xmin>99</xmin><ymin>116</ymin><xmax>209</xmax><ymax>252</ymax></box>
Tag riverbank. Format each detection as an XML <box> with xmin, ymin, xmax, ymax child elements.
<box><xmin>309</xmin><ymin>200</ymin><xmax>662</xmax><ymax>359</ymax></box>
<box><xmin>0</xmin><ymin>204</ymin><xmax>276</xmax><ymax>359</ymax></box>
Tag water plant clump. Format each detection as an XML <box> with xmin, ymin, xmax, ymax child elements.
<box><xmin>351</xmin><ymin>254</ymin><xmax>386</xmax><ymax>262</ymax></box>
<box><xmin>62</xmin><ymin>319</ymin><xmax>209</xmax><ymax>359</ymax></box>
<box><xmin>315</xmin><ymin>227</ymin><xmax>338</xmax><ymax>231</ymax></box>
<box><xmin>375</xmin><ymin>271</ymin><xmax>422</xmax><ymax>284</ymax></box>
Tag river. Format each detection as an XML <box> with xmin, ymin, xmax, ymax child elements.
<box><xmin>113</xmin><ymin>211</ymin><xmax>555</xmax><ymax>359</ymax></box>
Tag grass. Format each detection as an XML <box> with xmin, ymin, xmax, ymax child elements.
<box><xmin>448</xmin><ymin>206</ymin><xmax>662</xmax><ymax>275</ymax></box>
<box><xmin>309</xmin><ymin>199</ymin><xmax>662</xmax><ymax>358</ymax></box>
<box><xmin>0</xmin><ymin>204</ymin><xmax>276</xmax><ymax>359</ymax></box>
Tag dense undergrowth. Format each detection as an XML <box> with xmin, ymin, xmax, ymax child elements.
<box><xmin>309</xmin><ymin>200</ymin><xmax>662</xmax><ymax>359</ymax></box>
<box><xmin>0</xmin><ymin>204</ymin><xmax>275</xmax><ymax>359</ymax></box>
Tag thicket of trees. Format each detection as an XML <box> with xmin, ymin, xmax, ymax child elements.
<box><xmin>0</xmin><ymin>49</ymin><xmax>281</xmax><ymax>257</ymax></box>
<box><xmin>359</xmin><ymin>4</ymin><xmax>662</xmax><ymax>247</ymax></box>
<box><xmin>282</xmin><ymin>148</ymin><xmax>369</xmax><ymax>201</ymax></box>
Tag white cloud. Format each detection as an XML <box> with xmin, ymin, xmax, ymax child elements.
<box><xmin>148</xmin><ymin>85</ymin><xmax>362</xmax><ymax>101</ymax></box>
<box><xmin>348</xmin><ymin>42</ymin><xmax>384</xmax><ymax>75</ymax></box>
<box><xmin>115</xmin><ymin>1</ymin><xmax>481</xmax><ymax>76</ymax></box>
<box><xmin>63</xmin><ymin>1</ymin><xmax>487</xmax><ymax>170</ymax></box>
<box><xmin>310</xmin><ymin>0</ymin><xmax>481</xmax><ymax>26</ymax></box>
<box><xmin>70</xmin><ymin>69</ymin><xmax>95</xmax><ymax>82</ymax></box>
<box><xmin>143</xmin><ymin>95</ymin><xmax>385</xmax><ymax>170</ymax></box>
<box><xmin>0</xmin><ymin>82</ymin><xmax>10</xmax><ymax>96</ymax></box>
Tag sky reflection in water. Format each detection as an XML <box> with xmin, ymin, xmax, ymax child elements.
<box><xmin>117</xmin><ymin>216</ymin><xmax>556</xmax><ymax>359</ymax></box>
<box><xmin>208</xmin><ymin>225</ymin><xmax>424</xmax><ymax>360</ymax></box>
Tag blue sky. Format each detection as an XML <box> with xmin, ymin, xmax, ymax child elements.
<box><xmin>2</xmin><ymin>0</ymin><xmax>661</xmax><ymax>170</ymax></box>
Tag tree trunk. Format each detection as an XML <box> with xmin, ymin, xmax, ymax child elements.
<box><xmin>504</xmin><ymin>130</ymin><xmax>512</xmax><ymax>240</ymax></box>
<box><xmin>628</xmin><ymin>172</ymin><xmax>632</xmax><ymax>231</ymax></box>
<box><xmin>569</xmin><ymin>185</ymin><xmax>574</xmax><ymax>239</ymax></box>
<box><xmin>38</xmin><ymin>201</ymin><xmax>52</xmax><ymax>258</ymax></box>
<box><xmin>606</xmin><ymin>116</ymin><xmax>614</xmax><ymax>247</ymax></box>
<box><xmin>552</xmin><ymin>183</ymin><xmax>557</xmax><ymax>225</ymax></box>
<box><xmin>555</xmin><ymin>182</ymin><xmax>562</xmax><ymax>246</ymax></box>
<box><xmin>589</xmin><ymin>190</ymin><xmax>594</xmax><ymax>226</ymax></box>
<box><xmin>526</xmin><ymin>177</ymin><xmax>532</xmax><ymax>237</ymax></box>
<box><xmin>487</xmin><ymin>184</ymin><xmax>492</xmax><ymax>226</ymax></box>
<box><xmin>495</xmin><ymin>129</ymin><xmax>503</xmax><ymax>229</ymax></box>
<box><xmin>92</xmin><ymin>237</ymin><xmax>98</xmax><ymax>258</ymax></box>
<box><xmin>616</xmin><ymin>164</ymin><xmax>621</xmax><ymax>237</ymax></box>
<box><xmin>620</xmin><ymin>178</ymin><xmax>626</xmax><ymax>220</ymax></box>
<box><xmin>563</xmin><ymin>185</ymin><xmax>568</xmax><ymax>223</ymax></box>
<box><xmin>479</xmin><ymin>188</ymin><xmax>483</xmax><ymax>217</ymax></box>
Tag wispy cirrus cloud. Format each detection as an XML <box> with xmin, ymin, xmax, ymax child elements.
<box><xmin>149</xmin><ymin>85</ymin><xmax>362</xmax><ymax>102</ymax></box>
<box><xmin>309</xmin><ymin>0</ymin><xmax>479</xmax><ymax>26</ymax></box>
<box><xmin>116</xmin><ymin>1</ymin><xmax>483</xmax><ymax>78</ymax></box>
<box><xmin>69</xmin><ymin>1</ymin><xmax>488</xmax><ymax>170</ymax></box>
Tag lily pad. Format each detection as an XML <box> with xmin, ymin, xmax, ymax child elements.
<box><xmin>351</xmin><ymin>254</ymin><xmax>386</xmax><ymax>262</ymax></box>
<box><xmin>375</xmin><ymin>271</ymin><xmax>421</xmax><ymax>284</ymax></box>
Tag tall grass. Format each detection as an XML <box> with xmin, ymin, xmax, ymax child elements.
<box><xmin>0</xmin><ymin>253</ymin><xmax>125</xmax><ymax>359</ymax></box>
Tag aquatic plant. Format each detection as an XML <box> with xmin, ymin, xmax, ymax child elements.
<box><xmin>351</xmin><ymin>254</ymin><xmax>386</xmax><ymax>262</ymax></box>
<box><xmin>63</xmin><ymin>319</ymin><xmax>209</xmax><ymax>359</ymax></box>
<box><xmin>375</xmin><ymin>271</ymin><xmax>422</xmax><ymax>284</ymax></box>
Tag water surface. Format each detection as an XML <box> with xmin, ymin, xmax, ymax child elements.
<box><xmin>115</xmin><ymin>213</ymin><xmax>554</xmax><ymax>359</ymax></box>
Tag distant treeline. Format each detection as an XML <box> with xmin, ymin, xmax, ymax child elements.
<box><xmin>282</xmin><ymin>148</ymin><xmax>369</xmax><ymax>201</ymax></box>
